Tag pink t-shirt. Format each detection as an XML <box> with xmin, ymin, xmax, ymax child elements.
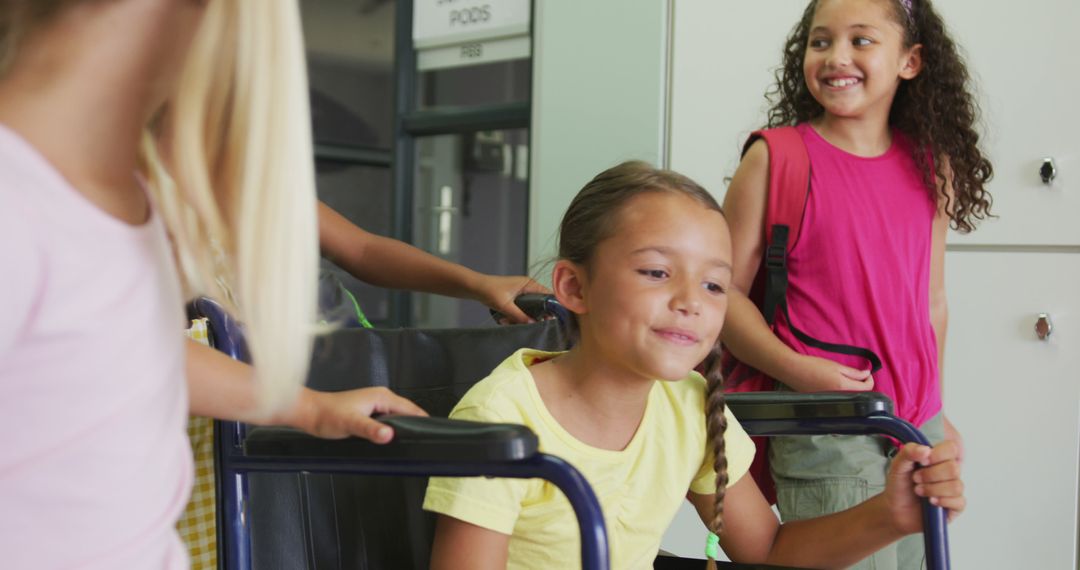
<box><xmin>0</xmin><ymin>124</ymin><xmax>192</xmax><ymax>569</ymax></box>
<box><xmin>776</xmin><ymin>123</ymin><xmax>941</xmax><ymax>426</ymax></box>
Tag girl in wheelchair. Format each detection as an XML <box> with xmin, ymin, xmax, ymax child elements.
<box><xmin>424</xmin><ymin>161</ymin><xmax>963</xmax><ymax>569</ymax></box>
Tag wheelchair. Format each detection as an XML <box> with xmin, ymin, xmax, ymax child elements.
<box><xmin>188</xmin><ymin>296</ymin><xmax>950</xmax><ymax>570</ymax></box>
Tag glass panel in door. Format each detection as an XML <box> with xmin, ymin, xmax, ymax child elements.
<box><xmin>412</xmin><ymin>128</ymin><xmax>530</xmax><ymax>328</ymax></box>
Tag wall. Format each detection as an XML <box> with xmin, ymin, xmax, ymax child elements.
<box><xmin>528</xmin><ymin>0</ymin><xmax>672</xmax><ymax>278</ymax></box>
<box><xmin>668</xmin><ymin>0</ymin><xmax>807</xmax><ymax>198</ymax></box>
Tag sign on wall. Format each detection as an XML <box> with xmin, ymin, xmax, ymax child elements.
<box><xmin>413</xmin><ymin>0</ymin><xmax>531</xmax><ymax>71</ymax></box>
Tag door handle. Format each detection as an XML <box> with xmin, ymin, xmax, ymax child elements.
<box><xmin>1040</xmin><ymin>158</ymin><xmax>1057</xmax><ymax>185</ymax></box>
<box><xmin>1035</xmin><ymin>313</ymin><xmax>1053</xmax><ymax>340</ymax></box>
<box><xmin>436</xmin><ymin>185</ymin><xmax>456</xmax><ymax>255</ymax></box>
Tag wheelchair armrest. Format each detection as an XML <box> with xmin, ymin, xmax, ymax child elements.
<box><xmin>725</xmin><ymin>392</ymin><xmax>950</xmax><ymax>570</ymax></box>
<box><xmin>243</xmin><ymin>416</ymin><xmax>539</xmax><ymax>463</ymax></box>
<box><xmin>725</xmin><ymin>391</ymin><xmax>893</xmax><ymax>421</ymax></box>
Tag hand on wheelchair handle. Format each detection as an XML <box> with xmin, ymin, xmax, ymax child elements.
<box><xmin>477</xmin><ymin>275</ymin><xmax>552</xmax><ymax>324</ymax></box>
<box><xmin>886</xmin><ymin>440</ymin><xmax>965</xmax><ymax>534</ymax></box>
<box><xmin>490</xmin><ymin>293</ymin><xmax>565</xmax><ymax>325</ymax></box>
<box><xmin>943</xmin><ymin>415</ymin><xmax>964</xmax><ymax>464</ymax></box>
<box><xmin>298</xmin><ymin>386</ymin><xmax>428</xmax><ymax>444</ymax></box>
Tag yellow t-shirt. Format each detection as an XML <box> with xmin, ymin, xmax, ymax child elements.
<box><xmin>423</xmin><ymin>348</ymin><xmax>756</xmax><ymax>570</ymax></box>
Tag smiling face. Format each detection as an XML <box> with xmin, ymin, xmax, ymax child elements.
<box><xmin>559</xmin><ymin>191</ymin><xmax>732</xmax><ymax>383</ymax></box>
<box><xmin>803</xmin><ymin>0</ymin><xmax>921</xmax><ymax>123</ymax></box>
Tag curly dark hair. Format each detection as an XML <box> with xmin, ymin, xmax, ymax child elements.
<box><xmin>765</xmin><ymin>0</ymin><xmax>993</xmax><ymax>233</ymax></box>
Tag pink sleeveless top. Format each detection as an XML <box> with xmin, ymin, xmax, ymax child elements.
<box><xmin>0</xmin><ymin>124</ymin><xmax>192</xmax><ymax>568</ymax></box>
<box><xmin>776</xmin><ymin>123</ymin><xmax>940</xmax><ymax>426</ymax></box>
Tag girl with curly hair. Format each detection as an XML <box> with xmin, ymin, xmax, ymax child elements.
<box><xmin>721</xmin><ymin>0</ymin><xmax>991</xmax><ymax>567</ymax></box>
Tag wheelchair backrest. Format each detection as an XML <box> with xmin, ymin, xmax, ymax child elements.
<box><xmin>247</xmin><ymin>320</ymin><xmax>570</xmax><ymax>570</ymax></box>
<box><xmin>305</xmin><ymin>321</ymin><xmax>569</xmax><ymax>416</ymax></box>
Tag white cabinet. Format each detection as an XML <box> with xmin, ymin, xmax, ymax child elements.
<box><xmin>934</xmin><ymin>2</ymin><xmax>1080</xmax><ymax>567</ymax></box>
<box><xmin>934</xmin><ymin>0</ymin><xmax>1080</xmax><ymax>247</ymax></box>
<box><xmin>943</xmin><ymin>251</ymin><xmax>1080</xmax><ymax>569</ymax></box>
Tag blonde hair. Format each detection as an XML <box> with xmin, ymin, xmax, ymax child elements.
<box><xmin>0</xmin><ymin>0</ymin><xmax>319</xmax><ymax>415</ymax></box>
<box><xmin>143</xmin><ymin>0</ymin><xmax>319</xmax><ymax>415</ymax></box>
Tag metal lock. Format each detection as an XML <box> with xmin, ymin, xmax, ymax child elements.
<box><xmin>1035</xmin><ymin>313</ymin><xmax>1053</xmax><ymax>340</ymax></box>
<box><xmin>1040</xmin><ymin>158</ymin><xmax>1057</xmax><ymax>185</ymax></box>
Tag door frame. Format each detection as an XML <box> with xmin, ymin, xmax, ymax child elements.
<box><xmin>391</xmin><ymin>0</ymin><xmax>532</xmax><ymax>326</ymax></box>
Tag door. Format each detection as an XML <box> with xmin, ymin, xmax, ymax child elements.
<box><xmin>412</xmin><ymin>127</ymin><xmax>531</xmax><ymax>327</ymax></box>
<box><xmin>301</xmin><ymin>0</ymin><xmax>397</xmax><ymax>325</ymax></box>
<box><xmin>936</xmin><ymin>0</ymin><xmax>1080</xmax><ymax>247</ymax></box>
<box><xmin>933</xmin><ymin>1</ymin><xmax>1080</xmax><ymax>567</ymax></box>
<box><xmin>944</xmin><ymin>251</ymin><xmax>1080</xmax><ymax>569</ymax></box>
<box><xmin>402</xmin><ymin>1</ymin><xmax>534</xmax><ymax>328</ymax></box>
<box><xmin>299</xmin><ymin>0</ymin><xmax>534</xmax><ymax>328</ymax></box>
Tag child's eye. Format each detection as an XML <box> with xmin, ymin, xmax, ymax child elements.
<box><xmin>809</xmin><ymin>38</ymin><xmax>830</xmax><ymax>49</ymax></box>
<box><xmin>703</xmin><ymin>282</ymin><xmax>727</xmax><ymax>295</ymax></box>
<box><xmin>853</xmin><ymin>37</ymin><xmax>873</xmax><ymax>47</ymax></box>
<box><xmin>638</xmin><ymin>269</ymin><xmax>668</xmax><ymax>280</ymax></box>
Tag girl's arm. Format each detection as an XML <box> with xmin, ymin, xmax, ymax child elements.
<box><xmin>929</xmin><ymin>157</ymin><xmax>954</xmax><ymax>379</ymax></box>
<box><xmin>689</xmin><ymin>441</ymin><xmax>964</xmax><ymax>568</ymax></box>
<box><xmin>187</xmin><ymin>340</ymin><xmax>426</xmax><ymax>442</ymax></box>
<box><xmin>930</xmin><ymin>160</ymin><xmax>964</xmax><ymax>460</ymax></box>
<box><xmin>430</xmin><ymin>515</ymin><xmax>510</xmax><ymax>570</ymax></box>
<box><xmin>931</xmin><ymin>217</ymin><xmax>964</xmax><ymax>460</ymax></box>
<box><xmin>318</xmin><ymin>201</ymin><xmax>549</xmax><ymax>323</ymax></box>
<box><xmin>721</xmin><ymin>140</ymin><xmax>874</xmax><ymax>392</ymax></box>
<box><xmin>929</xmin><ymin>199</ymin><xmax>949</xmax><ymax>377</ymax></box>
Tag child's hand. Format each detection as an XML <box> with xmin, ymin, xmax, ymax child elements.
<box><xmin>294</xmin><ymin>387</ymin><xmax>428</xmax><ymax>443</ymax></box>
<box><xmin>477</xmin><ymin>275</ymin><xmax>552</xmax><ymax>324</ymax></box>
<box><xmin>790</xmin><ymin>354</ymin><xmax>875</xmax><ymax>392</ymax></box>
<box><xmin>943</xmin><ymin>415</ymin><xmax>965</xmax><ymax>464</ymax></box>
<box><xmin>885</xmin><ymin>441</ymin><xmax>965</xmax><ymax>535</ymax></box>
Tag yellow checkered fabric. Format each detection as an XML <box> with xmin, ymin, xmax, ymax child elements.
<box><xmin>179</xmin><ymin>318</ymin><xmax>217</xmax><ymax>569</ymax></box>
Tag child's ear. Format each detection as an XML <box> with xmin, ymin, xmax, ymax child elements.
<box><xmin>900</xmin><ymin>44</ymin><xmax>923</xmax><ymax>80</ymax></box>
<box><xmin>551</xmin><ymin>259</ymin><xmax>589</xmax><ymax>316</ymax></box>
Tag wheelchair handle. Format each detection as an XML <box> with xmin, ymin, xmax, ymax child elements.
<box><xmin>243</xmin><ymin>416</ymin><xmax>540</xmax><ymax>463</ymax></box>
<box><xmin>491</xmin><ymin>293</ymin><xmax>570</xmax><ymax>325</ymax></box>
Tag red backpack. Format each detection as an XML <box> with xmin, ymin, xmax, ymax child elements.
<box><xmin>722</xmin><ymin>127</ymin><xmax>883</xmax><ymax>502</ymax></box>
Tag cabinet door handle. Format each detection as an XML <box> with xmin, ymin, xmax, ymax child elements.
<box><xmin>1035</xmin><ymin>313</ymin><xmax>1054</xmax><ymax>340</ymax></box>
<box><xmin>1040</xmin><ymin>158</ymin><xmax>1057</xmax><ymax>185</ymax></box>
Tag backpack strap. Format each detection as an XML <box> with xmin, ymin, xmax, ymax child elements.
<box><xmin>743</xmin><ymin>127</ymin><xmax>882</xmax><ymax>373</ymax></box>
<box><xmin>743</xmin><ymin>127</ymin><xmax>809</xmax><ymax>327</ymax></box>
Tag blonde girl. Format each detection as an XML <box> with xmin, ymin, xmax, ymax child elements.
<box><xmin>0</xmin><ymin>1</ymin><xmax>420</xmax><ymax>568</ymax></box>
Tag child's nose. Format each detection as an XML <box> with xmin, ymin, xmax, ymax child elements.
<box><xmin>826</xmin><ymin>44</ymin><xmax>852</xmax><ymax>68</ymax></box>
<box><xmin>672</xmin><ymin>282</ymin><xmax>702</xmax><ymax>315</ymax></box>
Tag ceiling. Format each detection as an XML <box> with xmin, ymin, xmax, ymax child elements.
<box><xmin>301</xmin><ymin>0</ymin><xmax>396</xmax><ymax>68</ymax></box>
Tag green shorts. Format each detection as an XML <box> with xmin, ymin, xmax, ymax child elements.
<box><xmin>769</xmin><ymin>412</ymin><xmax>945</xmax><ymax>570</ymax></box>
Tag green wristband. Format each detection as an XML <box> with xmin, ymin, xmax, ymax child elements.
<box><xmin>705</xmin><ymin>532</ymin><xmax>720</xmax><ymax>559</ymax></box>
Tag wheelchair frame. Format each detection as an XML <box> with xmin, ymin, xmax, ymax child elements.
<box><xmin>190</xmin><ymin>297</ymin><xmax>949</xmax><ymax>570</ymax></box>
